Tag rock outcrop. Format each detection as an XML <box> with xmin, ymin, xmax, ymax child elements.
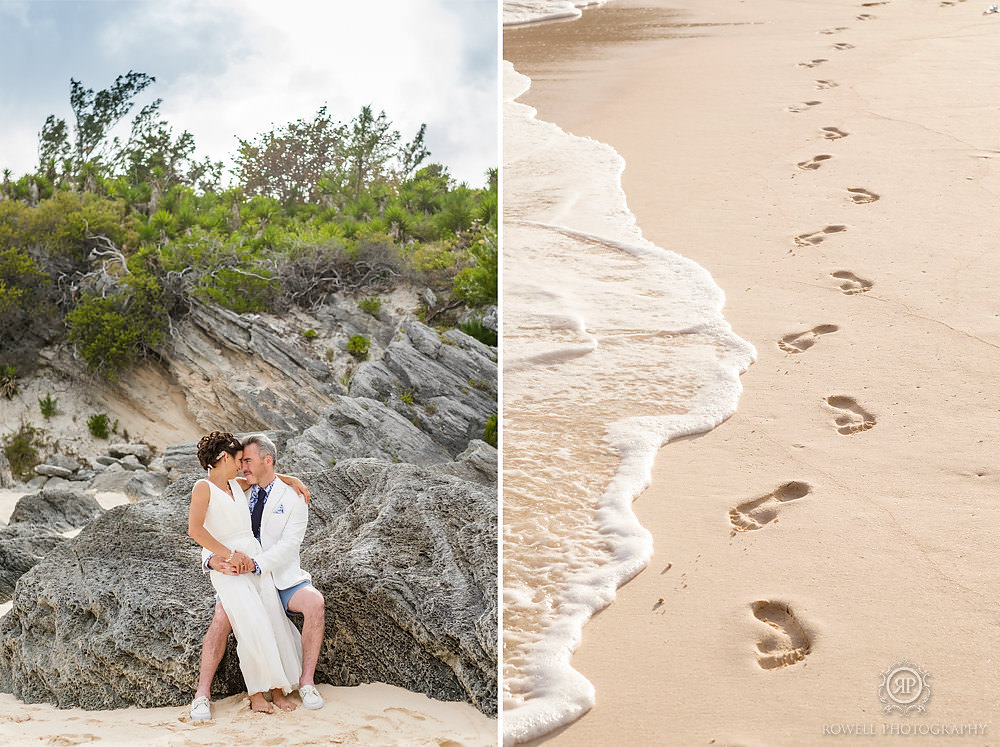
<box><xmin>282</xmin><ymin>396</ymin><xmax>451</xmax><ymax>471</ymax></box>
<box><xmin>339</xmin><ymin>321</ymin><xmax>498</xmax><ymax>456</ymax></box>
<box><xmin>8</xmin><ymin>487</ymin><xmax>104</xmax><ymax>533</ymax></box>
<box><xmin>0</xmin><ymin>461</ymin><xmax>497</xmax><ymax>716</ymax></box>
<box><xmin>164</xmin><ymin>303</ymin><xmax>344</xmax><ymax>433</ymax></box>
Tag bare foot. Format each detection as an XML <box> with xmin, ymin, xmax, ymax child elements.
<box><xmin>271</xmin><ymin>689</ymin><xmax>297</xmax><ymax>712</ymax></box>
<box><xmin>249</xmin><ymin>692</ymin><xmax>273</xmax><ymax>714</ymax></box>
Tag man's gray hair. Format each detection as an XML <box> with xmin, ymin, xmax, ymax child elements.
<box><xmin>242</xmin><ymin>433</ymin><xmax>277</xmax><ymax>466</ymax></box>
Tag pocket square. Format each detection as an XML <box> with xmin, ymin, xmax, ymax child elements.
<box><xmin>272</xmin><ymin>504</ymin><xmax>286</xmax><ymax>515</ymax></box>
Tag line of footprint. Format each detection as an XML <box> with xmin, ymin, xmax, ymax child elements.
<box><xmin>735</xmin><ymin>1</ymin><xmax>890</xmax><ymax>671</ymax></box>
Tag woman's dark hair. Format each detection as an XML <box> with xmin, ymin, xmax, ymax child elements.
<box><xmin>197</xmin><ymin>431</ymin><xmax>242</xmax><ymax>470</ymax></box>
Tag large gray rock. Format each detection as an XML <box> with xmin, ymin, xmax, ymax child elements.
<box><xmin>34</xmin><ymin>464</ymin><xmax>73</xmax><ymax>479</ymax></box>
<box><xmin>107</xmin><ymin>443</ymin><xmax>152</xmax><ymax>464</ymax></box>
<box><xmin>8</xmin><ymin>487</ymin><xmax>103</xmax><ymax>532</ymax></box>
<box><xmin>430</xmin><ymin>440</ymin><xmax>497</xmax><ymax>486</ymax></box>
<box><xmin>348</xmin><ymin>321</ymin><xmax>497</xmax><ymax>456</ymax></box>
<box><xmin>46</xmin><ymin>454</ymin><xmax>82</xmax><ymax>473</ymax></box>
<box><xmin>282</xmin><ymin>396</ymin><xmax>451</xmax><ymax>471</ymax></box>
<box><xmin>87</xmin><ymin>470</ymin><xmax>133</xmax><ymax>494</ymax></box>
<box><xmin>0</xmin><ymin>462</ymin><xmax>497</xmax><ymax>716</ymax></box>
<box><xmin>0</xmin><ymin>524</ymin><xmax>66</xmax><ymax>603</ymax></box>
<box><xmin>124</xmin><ymin>472</ymin><xmax>169</xmax><ymax>502</ymax></box>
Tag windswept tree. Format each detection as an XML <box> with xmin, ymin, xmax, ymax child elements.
<box><xmin>342</xmin><ymin>105</ymin><xmax>429</xmax><ymax>198</ymax></box>
<box><xmin>234</xmin><ymin>106</ymin><xmax>345</xmax><ymax>205</ymax></box>
<box><xmin>39</xmin><ymin>71</ymin><xmax>157</xmax><ymax>182</ymax></box>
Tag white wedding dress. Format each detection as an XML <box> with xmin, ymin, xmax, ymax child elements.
<box><xmin>200</xmin><ymin>478</ymin><xmax>302</xmax><ymax>694</ymax></box>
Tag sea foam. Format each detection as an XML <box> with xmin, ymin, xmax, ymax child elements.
<box><xmin>501</xmin><ymin>58</ymin><xmax>755</xmax><ymax>745</ymax></box>
<box><xmin>502</xmin><ymin>0</ymin><xmax>608</xmax><ymax>27</ymax></box>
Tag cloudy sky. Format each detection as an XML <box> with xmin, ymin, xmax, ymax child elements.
<box><xmin>0</xmin><ymin>0</ymin><xmax>498</xmax><ymax>187</ymax></box>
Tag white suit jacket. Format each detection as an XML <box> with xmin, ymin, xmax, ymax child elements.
<box><xmin>202</xmin><ymin>478</ymin><xmax>312</xmax><ymax>591</ymax></box>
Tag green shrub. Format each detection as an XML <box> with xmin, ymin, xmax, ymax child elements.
<box><xmin>453</xmin><ymin>229</ymin><xmax>497</xmax><ymax>308</ymax></box>
<box><xmin>87</xmin><ymin>413</ymin><xmax>110</xmax><ymax>439</ymax></box>
<box><xmin>357</xmin><ymin>296</ymin><xmax>382</xmax><ymax>317</ymax></box>
<box><xmin>301</xmin><ymin>328</ymin><xmax>318</xmax><ymax>340</ymax></box>
<box><xmin>347</xmin><ymin>335</ymin><xmax>370</xmax><ymax>360</ymax></box>
<box><xmin>458</xmin><ymin>319</ymin><xmax>497</xmax><ymax>347</ymax></box>
<box><xmin>194</xmin><ymin>267</ymin><xmax>278</xmax><ymax>314</ymax></box>
<box><xmin>65</xmin><ymin>268</ymin><xmax>169</xmax><ymax>379</ymax></box>
<box><xmin>3</xmin><ymin>421</ymin><xmax>44</xmax><ymax>480</ymax></box>
<box><xmin>483</xmin><ymin>413</ymin><xmax>497</xmax><ymax>448</ymax></box>
<box><xmin>401</xmin><ymin>390</ymin><xmax>415</xmax><ymax>405</ymax></box>
<box><xmin>38</xmin><ymin>393</ymin><xmax>58</xmax><ymax>418</ymax></box>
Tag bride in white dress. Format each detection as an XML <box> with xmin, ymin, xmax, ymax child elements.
<box><xmin>187</xmin><ymin>431</ymin><xmax>303</xmax><ymax>714</ymax></box>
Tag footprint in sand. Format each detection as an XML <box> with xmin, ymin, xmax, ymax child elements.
<box><xmin>814</xmin><ymin>79</ymin><xmax>839</xmax><ymax>89</ymax></box>
<box><xmin>797</xmin><ymin>154</ymin><xmax>833</xmax><ymax>170</ymax></box>
<box><xmin>797</xmin><ymin>58</ymin><xmax>828</xmax><ymax>68</ymax></box>
<box><xmin>821</xmin><ymin>126</ymin><xmax>849</xmax><ymax>140</ymax></box>
<box><xmin>794</xmin><ymin>225</ymin><xmax>847</xmax><ymax>247</ymax></box>
<box><xmin>778</xmin><ymin>324</ymin><xmax>838</xmax><ymax>353</ymax></box>
<box><xmin>729</xmin><ymin>481</ymin><xmax>811</xmax><ymax>533</ymax></box>
<box><xmin>833</xmin><ymin>42</ymin><xmax>855</xmax><ymax>50</ymax></box>
<box><xmin>752</xmin><ymin>601</ymin><xmax>813</xmax><ymax>669</ymax></box>
<box><xmin>786</xmin><ymin>100</ymin><xmax>822</xmax><ymax>113</ymax></box>
<box><xmin>827</xmin><ymin>395</ymin><xmax>876</xmax><ymax>434</ymax></box>
<box><xmin>819</xmin><ymin>26</ymin><xmax>849</xmax><ymax>34</ymax></box>
<box><xmin>847</xmin><ymin>187</ymin><xmax>880</xmax><ymax>204</ymax></box>
<box><xmin>831</xmin><ymin>270</ymin><xmax>873</xmax><ymax>294</ymax></box>
<box><xmin>856</xmin><ymin>12</ymin><xmax>877</xmax><ymax>19</ymax></box>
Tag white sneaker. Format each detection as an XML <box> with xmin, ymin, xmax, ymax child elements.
<box><xmin>299</xmin><ymin>684</ymin><xmax>324</xmax><ymax>710</ymax></box>
<box><xmin>190</xmin><ymin>696</ymin><xmax>212</xmax><ymax>721</ymax></box>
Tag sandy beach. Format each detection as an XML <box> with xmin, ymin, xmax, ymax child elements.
<box><xmin>505</xmin><ymin>0</ymin><xmax>1000</xmax><ymax>744</ymax></box>
<box><xmin>0</xmin><ymin>488</ymin><xmax>497</xmax><ymax>746</ymax></box>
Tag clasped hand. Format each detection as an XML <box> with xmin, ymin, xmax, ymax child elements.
<box><xmin>211</xmin><ymin>550</ymin><xmax>254</xmax><ymax>575</ymax></box>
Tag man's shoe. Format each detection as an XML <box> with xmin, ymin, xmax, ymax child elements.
<box><xmin>190</xmin><ymin>696</ymin><xmax>212</xmax><ymax>721</ymax></box>
<box><xmin>299</xmin><ymin>684</ymin><xmax>324</xmax><ymax>710</ymax></box>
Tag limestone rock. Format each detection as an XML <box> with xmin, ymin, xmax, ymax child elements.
<box><xmin>0</xmin><ymin>462</ymin><xmax>497</xmax><ymax>716</ymax></box>
<box><xmin>33</xmin><ymin>464</ymin><xmax>73</xmax><ymax>479</ymax></box>
<box><xmin>46</xmin><ymin>454</ymin><xmax>81</xmax><ymax>473</ymax></box>
<box><xmin>124</xmin><ymin>472</ymin><xmax>169</xmax><ymax>502</ymax></box>
<box><xmin>87</xmin><ymin>470</ymin><xmax>133</xmax><ymax>494</ymax></box>
<box><xmin>430</xmin><ymin>440</ymin><xmax>497</xmax><ymax>486</ymax></box>
<box><xmin>107</xmin><ymin>443</ymin><xmax>152</xmax><ymax>464</ymax></box>
<box><xmin>8</xmin><ymin>487</ymin><xmax>104</xmax><ymax>532</ymax></box>
<box><xmin>165</xmin><ymin>303</ymin><xmax>344</xmax><ymax>433</ymax></box>
<box><xmin>348</xmin><ymin>321</ymin><xmax>497</xmax><ymax>456</ymax></box>
<box><xmin>0</xmin><ymin>524</ymin><xmax>66</xmax><ymax>603</ymax></box>
<box><xmin>282</xmin><ymin>396</ymin><xmax>451</xmax><ymax>471</ymax></box>
<box><xmin>119</xmin><ymin>455</ymin><xmax>144</xmax><ymax>472</ymax></box>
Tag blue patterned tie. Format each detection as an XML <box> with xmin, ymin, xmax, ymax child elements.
<box><xmin>250</xmin><ymin>484</ymin><xmax>267</xmax><ymax>541</ymax></box>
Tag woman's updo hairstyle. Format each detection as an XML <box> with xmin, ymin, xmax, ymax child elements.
<box><xmin>197</xmin><ymin>431</ymin><xmax>242</xmax><ymax>470</ymax></box>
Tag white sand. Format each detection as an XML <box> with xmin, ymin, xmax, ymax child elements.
<box><xmin>0</xmin><ymin>684</ymin><xmax>496</xmax><ymax>746</ymax></box>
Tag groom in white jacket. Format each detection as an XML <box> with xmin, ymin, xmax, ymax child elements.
<box><xmin>191</xmin><ymin>433</ymin><xmax>326</xmax><ymax>719</ymax></box>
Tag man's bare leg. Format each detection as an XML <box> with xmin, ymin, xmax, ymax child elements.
<box><xmin>195</xmin><ymin>602</ymin><xmax>232</xmax><ymax>699</ymax></box>
<box><xmin>271</xmin><ymin>688</ymin><xmax>297</xmax><ymax>711</ymax></box>
<box><xmin>287</xmin><ymin>586</ymin><xmax>325</xmax><ymax>687</ymax></box>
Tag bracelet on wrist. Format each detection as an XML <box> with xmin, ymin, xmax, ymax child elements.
<box><xmin>226</xmin><ymin>549</ymin><xmax>235</xmax><ymax>563</ymax></box>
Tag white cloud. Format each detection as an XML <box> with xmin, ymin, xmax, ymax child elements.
<box><xmin>99</xmin><ymin>0</ymin><xmax>497</xmax><ymax>184</ymax></box>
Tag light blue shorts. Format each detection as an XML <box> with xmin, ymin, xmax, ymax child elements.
<box><xmin>215</xmin><ymin>580</ymin><xmax>313</xmax><ymax>616</ymax></box>
<box><xmin>278</xmin><ymin>581</ymin><xmax>313</xmax><ymax>614</ymax></box>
